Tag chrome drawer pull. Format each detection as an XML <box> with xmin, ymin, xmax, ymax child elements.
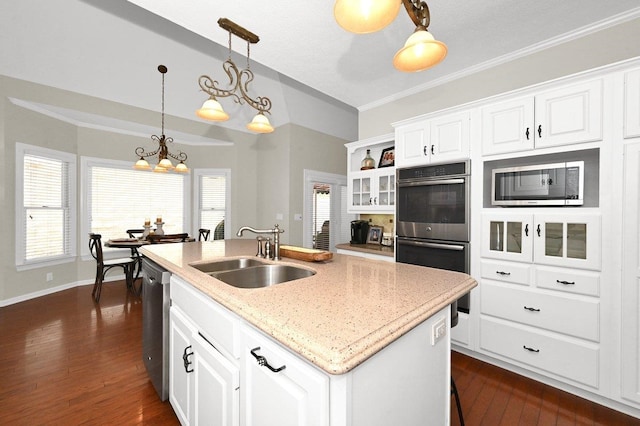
<box><xmin>250</xmin><ymin>347</ymin><xmax>286</xmax><ymax>373</ymax></box>
<box><xmin>556</xmin><ymin>279</ymin><xmax>575</xmax><ymax>285</ymax></box>
<box><xmin>523</xmin><ymin>306</ymin><xmax>540</xmax><ymax>312</ymax></box>
<box><xmin>496</xmin><ymin>271</ymin><xmax>511</xmax><ymax>276</ymax></box>
<box><xmin>523</xmin><ymin>345</ymin><xmax>540</xmax><ymax>353</ymax></box>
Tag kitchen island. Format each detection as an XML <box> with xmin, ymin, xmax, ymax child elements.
<box><xmin>140</xmin><ymin>239</ymin><xmax>476</xmax><ymax>425</ymax></box>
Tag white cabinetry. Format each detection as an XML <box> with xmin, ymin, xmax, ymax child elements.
<box><xmin>479</xmin><ymin>210</ymin><xmax>602</xmax><ymax>389</ymax></box>
<box><xmin>240</xmin><ymin>325</ymin><xmax>329</xmax><ymax>426</ymax></box>
<box><xmin>169</xmin><ymin>277</ymin><xmax>240</xmax><ymax>426</ymax></box>
<box><xmin>481</xmin><ymin>212</ymin><xmax>601</xmax><ymax>270</ymax></box>
<box><xmin>622</xmin><ymin>142</ymin><xmax>640</xmax><ymax>404</ymax></box>
<box><xmin>481</xmin><ymin>79</ymin><xmax>603</xmax><ymax>155</ymax></box>
<box><xmin>624</xmin><ymin>68</ymin><xmax>640</xmax><ymax>139</ymax></box>
<box><xmin>345</xmin><ymin>135</ymin><xmax>395</xmax><ymax>214</ymax></box>
<box><xmin>394</xmin><ymin>110</ymin><xmax>470</xmax><ymax>168</ymax></box>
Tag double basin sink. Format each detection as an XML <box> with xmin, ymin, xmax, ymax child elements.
<box><xmin>191</xmin><ymin>257</ymin><xmax>315</xmax><ymax>289</ymax></box>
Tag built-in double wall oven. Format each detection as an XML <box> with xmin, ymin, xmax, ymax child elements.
<box><xmin>396</xmin><ymin>161</ymin><xmax>471</xmax><ymax>320</ymax></box>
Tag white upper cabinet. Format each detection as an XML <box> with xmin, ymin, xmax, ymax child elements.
<box><xmin>395</xmin><ymin>110</ymin><xmax>470</xmax><ymax>168</ymax></box>
<box><xmin>345</xmin><ymin>135</ymin><xmax>395</xmax><ymax>214</ymax></box>
<box><xmin>482</xmin><ymin>79</ymin><xmax>603</xmax><ymax>155</ymax></box>
<box><xmin>624</xmin><ymin>68</ymin><xmax>640</xmax><ymax>139</ymax></box>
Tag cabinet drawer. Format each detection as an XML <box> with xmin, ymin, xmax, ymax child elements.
<box><xmin>481</xmin><ymin>260</ymin><xmax>531</xmax><ymax>286</ymax></box>
<box><xmin>480</xmin><ymin>317</ymin><xmax>599</xmax><ymax>388</ymax></box>
<box><xmin>481</xmin><ymin>281</ymin><xmax>599</xmax><ymax>341</ymax></box>
<box><xmin>535</xmin><ymin>266</ymin><xmax>600</xmax><ymax>297</ymax></box>
<box><xmin>170</xmin><ymin>276</ymin><xmax>239</xmax><ymax>359</ymax></box>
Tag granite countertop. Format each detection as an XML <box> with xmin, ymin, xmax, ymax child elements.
<box><xmin>335</xmin><ymin>242</ymin><xmax>394</xmax><ymax>257</ymax></box>
<box><xmin>140</xmin><ymin>239</ymin><xmax>476</xmax><ymax>375</ymax></box>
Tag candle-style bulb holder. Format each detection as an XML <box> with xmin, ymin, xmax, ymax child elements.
<box><xmin>142</xmin><ymin>224</ymin><xmax>151</xmax><ymax>239</ymax></box>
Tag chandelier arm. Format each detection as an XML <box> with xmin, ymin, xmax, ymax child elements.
<box><xmin>402</xmin><ymin>0</ymin><xmax>430</xmax><ymax>28</ymax></box>
<box><xmin>238</xmin><ymin>68</ymin><xmax>272</xmax><ymax>113</ymax></box>
<box><xmin>135</xmin><ymin>146</ymin><xmax>160</xmax><ymax>158</ymax></box>
<box><xmin>166</xmin><ymin>151</ymin><xmax>188</xmax><ymax>162</ymax></box>
<box><xmin>198</xmin><ymin>60</ymin><xmax>242</xmax><ymax>104</ymax></box>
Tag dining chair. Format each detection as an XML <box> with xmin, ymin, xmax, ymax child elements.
<box><xmin>198</xmin><ymin>228</ymin><xmax>210</xmax><ymax>241</ymax></box>
<box><xmin>126</xmin><ymin>229</ymin><xmax>145</xmax><ymax>239</ymax></box>
<box><xmin>213</xmin><ymin>220</ymin><xmax>225</xmax><ymax>240</ymax></box>
<box><xmin>147</xmin><ymin>233</ymin><xmax>190</xmax><ymax>244</ymax></box>
<box><xmin>89</xmin><ymin>233</ymin><xmax>137</xmax><ymax>303</ymax></box>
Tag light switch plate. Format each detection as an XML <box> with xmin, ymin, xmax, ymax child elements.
<box><xmin>431</xmin><ymin>316</ymin><xmax>447</xmax><ymax>345</ymax></box>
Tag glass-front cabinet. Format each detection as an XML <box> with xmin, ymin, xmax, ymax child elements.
<box><xmin>348</xmin><ymin>168</ymin><xmax>395</xmax><ymax>213</ymax></box>
<box><xmin>482</xmin><ymin>212</ymin><xmax>601</xmax><ymax>270</ymax></box>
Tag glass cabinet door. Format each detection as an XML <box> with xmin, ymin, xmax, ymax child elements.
<box><xmin>534</xmin><ymin>214</ymin><xmax>600</xmax><ymax>270</ymax></box>
<box><xmin>482</xmin><ymin>213</ymin><xmax>533</xmax><ymax>262</ymax></box>
<box><xmin>377</xmin><ymin>171</ymin><xmax>395</xmax><ymax>208</ymax></box>
<box><xmin>351</xmin><ymin>175</ymin><xmax>372</xmax><ymax>208</ymax></box>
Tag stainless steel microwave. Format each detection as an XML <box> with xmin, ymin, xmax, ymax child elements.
<box><xmin>492</xmin><ymin>161</ymin><xmax>584</xmax><ymax>206</ymax></box>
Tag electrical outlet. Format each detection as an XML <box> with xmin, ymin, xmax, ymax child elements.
<box><xmin>46</xmin><ymin>272</ymin><xmax>53</xmax><ymax>282</ymax></box>
<box><xmin>431</xmin><ymin>316</ymin><xmax>447</xmax><ymax>345</ymax></box>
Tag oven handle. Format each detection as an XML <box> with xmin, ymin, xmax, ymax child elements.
<box><xmin>398</xmin><ymin>178</ymin><xmax>465</xmax><ymax>187</ymax></box>
<box><xmin>397</xmin><ymin>239</ymin><xmax>465</xmax><ymax>251</ymax></box>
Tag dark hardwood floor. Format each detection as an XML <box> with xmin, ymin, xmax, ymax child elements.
<box><xmin>1</xmin><ymin>280</ymin><xmax>638</xmax><ymax>425</ymax></box>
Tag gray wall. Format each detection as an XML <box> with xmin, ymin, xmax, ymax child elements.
<box><xmin>0</xmin><ymin>75</ymin><xmax>347</xmax><ymax>302</ymax></box>
<box><xmin>359</xmin><ymin>18</ymin><xmax>640</xmax><ymax>138</ymax></box>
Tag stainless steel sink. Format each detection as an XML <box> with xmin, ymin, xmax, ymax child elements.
<box><xmin>191</xmin><ymin>257</ymin><xmax>267</xmax><ymax>273</ymax></box>
<box><xmin>190</xmin><ymin>258</ymin><xmax>316</xmax><ymax>289</ymax></box>
<box><xmin>212</xmin><ymin>265</ymin><xmax>315</xmax><ymax>289</ymax></box>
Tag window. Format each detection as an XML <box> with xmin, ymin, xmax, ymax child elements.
<box><xmin>82</xmin><ymin>157</ymin><xmax>189</xmax><ymax>251</ymax></box>
<box><xmin>16</xmin><ymin>143</ymin><xmax>77</xmax><ymax>269</ymax></box>
<box><xmin>194</xmin><ymin>169</ymin><xmax>230</xmax><ymax>240</ymax></box>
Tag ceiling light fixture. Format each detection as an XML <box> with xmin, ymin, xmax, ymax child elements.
<box><xmin>334</xmin><ymin>0</ymin><xmax>447</xmax><ymax>72</ymax></box>
<box><xmin>196</xmin><ymin>18</ymin><xmax>274</xmax><ymax>134</ymax></box>
<box><xmin>134</xmin><ymin>65</ymin><xmax>189</xmax><ymax>173</ymax></box>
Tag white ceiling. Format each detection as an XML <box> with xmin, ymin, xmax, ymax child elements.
<box><xmin>127</xmin><ymin>0</ymin><xmax>640</xmax><ymax>110</ymax></box>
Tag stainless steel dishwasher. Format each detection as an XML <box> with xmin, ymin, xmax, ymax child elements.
<box><xmin>142</xmin><ymin>257</ymin><xmax>171</xmax><ymax>401</ymax></box>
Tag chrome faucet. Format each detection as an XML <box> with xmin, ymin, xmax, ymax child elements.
<box><xmin>237</xmin><ymin>224</ymin><xmax>285</xmax><ymax>260</ymax></box>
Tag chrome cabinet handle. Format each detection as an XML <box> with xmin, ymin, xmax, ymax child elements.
<box><xmin>250</xmin><ymin>347</ymin><xmax>286</xmax><ymax>373</ymax></box>
<box><xmin>556</xmin><ymin>279</ymin><xmax>575</xmax><ymax>285</ymax></box>
<box><xmin>524</xmin><ymin>306</ymin><xmax>540</xmax><ymax>312</ymax></box>
<box><xmin>523</xmin><ymin>345</ymin><xmax>540</xmax><ymax>353</ymax></box>
<box><xmin>182</xmin><ymin>345</ymin><xmax>194</xmax><ymax>373</ymax></box>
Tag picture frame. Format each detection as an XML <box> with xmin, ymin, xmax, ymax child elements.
<box><xmin>366</xmin><ymin>226</ymin><xmax>383</xmax><ymax>244</ymax></box>
<box><xmin>378</xmin><ymin>146</ymin><xmax>395</xmax><ymax>168</ymax></box>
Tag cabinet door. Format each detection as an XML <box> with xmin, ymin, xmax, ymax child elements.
<box><xmin>241</xmin><ymin>327</ymin><xmax>329</xmax><ymax>426</ymax></box>
<box><xmin>481</xmin><ymin>96</ymin><xmax>535</xmax><ymax>155</ymax></box>
<box><xmin>532</xmin><ymin>213</ymin><xmax>601</xmax><ymax>270</ymax></box>
<box><xmin>481</xmin><ymin>212</ymin><xmax>533</xmax><ymax>263</ymax></box>
<box><xmin>622</xmin><ymin>142</ymin><xmax>640</xmax><ymax>403</ymax></box>
<box><xmin>430</xmin><ymin>110</ymin><xmax>470</xmax><ymax>162</ymax></box>
<box><xmin>169</xmin><ymin>307</ymin><xmax>195</xmax><ymax>426</ymax></box>
<box><xmin>534</xmin><ymin>79</ymin><xmax>603</xmax><ymax>149</ymax></box>
<box><xmin>347</xmin><ymin>172</ymin><xmax>373</xmax><ymax>212</ymax></box>
<box><xmin>375</xmin><ymin>168</ymin><xmax>395</xmax><ymax>211</ymax></box>
<box><xmin>192</xmin><ymin>334</ymin><xmax>240</xmax><ymax>426</ymax></box>
<box><xmin>395</xmin><ymin>120</ymin><xmax>430</xmax><ymax>167</ymax></box>
<box><xmin>624</xmin><ymin>68</ymin><xmax>640</xmax><ymax>139</ymax></box>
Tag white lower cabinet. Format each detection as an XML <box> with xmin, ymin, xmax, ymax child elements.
<box><xmin>169</xmin><ymin>306</ymin><xmax>240</xmax><ymax>426</ymax></box>
<box><xmin>169</xmin><ymin>275</ymin><xmax>452</xmax><ymax>425</ymax></box>
<box><xmin>240</xmin><ymin>325</ymin><xmax>329</xmax><ymax>426</ymax></box>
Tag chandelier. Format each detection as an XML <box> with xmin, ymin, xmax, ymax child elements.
<box><xmin>134</xmin><ymin>65</ymin><xmax>189</xmax><ymax>173</ymax></box>
<box><xmin>196</xmin><ymin>18</ymin><xmax>274</xmax><ymax>134</ymax></box>
<box><xmin>334</xmin><ymin>0</ymin><xmax>447</xmax><ymax>72</ymax></box>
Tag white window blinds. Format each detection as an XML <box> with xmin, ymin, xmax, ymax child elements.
<box><xmin>197</xmin><ymin>172</ymin><xmax>228</xmax><ymax>240</ymax></box>
<box><xmin>87</xmin><ymin>162</ymin><xmax>186</xmax><ymax>241</ymax></box>
<box><xmin>16</xmin><ymin>143</ymin><xmax>77</xmax><ymax>269</ymax></box>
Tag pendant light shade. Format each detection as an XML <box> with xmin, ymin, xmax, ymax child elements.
<box><xmin>158</xmin><ymin>158</ymin><xmax>174</xmax><ymax>170</ymax></box>
<box><xmin>174</xmin><ymin>161</ymin><xmax>189</xmax><ymax>173</ymax></box>
<box><xmin>334</xmin><ymin>0</ymin><xmax>401</xmax><ymax>34</ymax></box>
<box><xmin>196</xmin><ymin>97</ymin><xmax>230</xmax><ymax>121</ymax></box>
<box><xmin>246</xmin><ymin>112</ymin><xmax>274</xmax><ymax>133</ymax></box>
<box><xmin>134</xmin><ymin>157</ymin><xmax>151</xmax><ymax>171</ymax></box>
<box><xmin>393</xmin><ymin>28</ymin><xmax>447</xmax><ymax>72</ymax></box>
